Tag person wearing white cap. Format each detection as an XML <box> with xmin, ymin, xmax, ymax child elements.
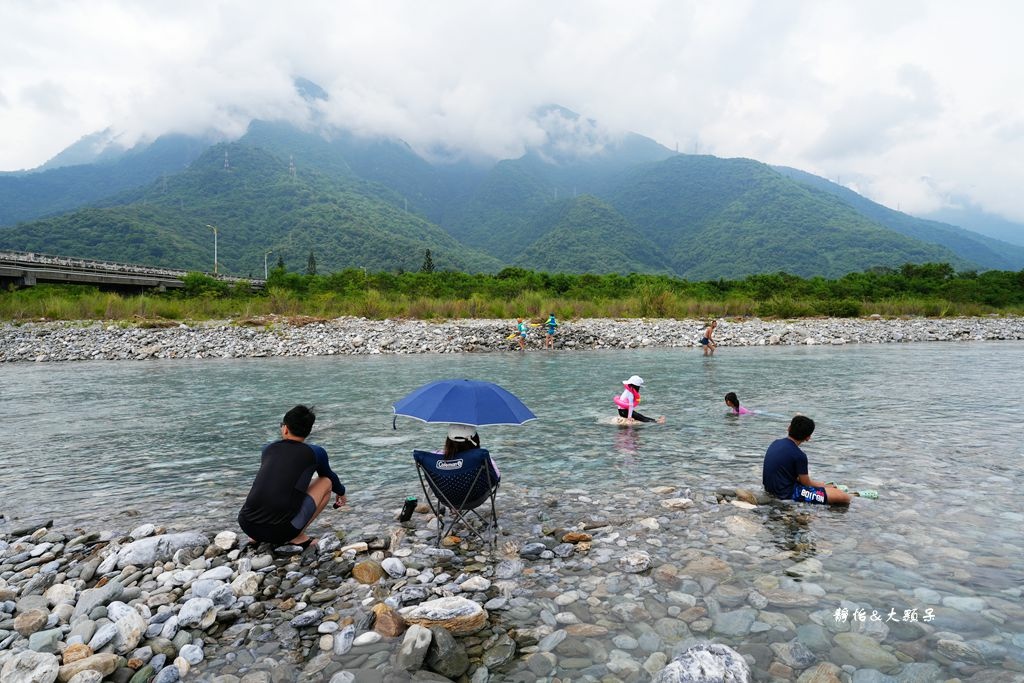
<box><xmin>443</xmin><ymin>423</ymin><xmax>501</xmax><ymax>477</ymax></box>
<box><xmin>613</xmin><ymin>375</ymin><xmax>666</xmax><ymax>424</ymax></box>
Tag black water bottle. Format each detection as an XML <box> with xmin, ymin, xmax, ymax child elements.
<box><xmin>399</xmin><ymin>496</ymin><xmax>417</xmax><ymax>522</ymax></box>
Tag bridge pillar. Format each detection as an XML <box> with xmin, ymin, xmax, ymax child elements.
<box><xmin>20</xmin><ymin>273</ymin><xmax>37</xmax><ymax>286</ymax></box>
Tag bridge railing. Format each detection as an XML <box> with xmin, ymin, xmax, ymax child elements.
<box><xmin>0</xmin><ymin>250</ymin><xmax>264</xmax><ymax>285</ymax></box>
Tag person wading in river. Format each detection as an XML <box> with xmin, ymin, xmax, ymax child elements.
<box><xmin>237</xmin><ymin>405</ymin><xmax>347</xmax><ymax>548</ymax></box>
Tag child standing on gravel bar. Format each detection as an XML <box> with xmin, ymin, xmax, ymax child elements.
<box><xmin>545</xmin><ymin>313</ymin><xmax>558</xmax><ymax>349</ymax></box>
<box><xmin>515</xmin><ymin>318</ymin><xmax>528</xmax><ymax>351</ymax></box>
<box><xmin>700</xmin><ymin>320</ymin><xmax>718</xmax><ymax>356</ymax></box>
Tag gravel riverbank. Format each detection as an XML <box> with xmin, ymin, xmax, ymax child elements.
<box><xmin>3</xmin><ymin>315</ymin><xmax>1024</xmax><ymax>363</ymax></box>
<box><xmin>5</xmin><ymin>481</ymin><xmax>1017</xmax><ymax>683</ymax></box>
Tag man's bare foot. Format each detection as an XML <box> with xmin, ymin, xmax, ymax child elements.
<box><xmin>657</xmin><ymin>416</ymin><xmax>666</xmax><ymax>424</ymax></box>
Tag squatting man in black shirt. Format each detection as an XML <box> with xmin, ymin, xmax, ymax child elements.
<box><xmin>237</xmin><ymin>405</ymin><xmax>347</xmax><ymax>548</ymax></box>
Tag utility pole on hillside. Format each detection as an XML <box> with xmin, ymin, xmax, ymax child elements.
<box><xmin>206</xmin><ymin>224</ymin><xmax>218</xmax><ymax>275</ymax></box>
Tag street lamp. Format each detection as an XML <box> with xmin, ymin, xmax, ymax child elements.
<box><xmin>264</xmin><ymin>250</ymin><xmax>273</xmax><ymax>279</ymax></box>
<box><xmin>205</xmin><ymin>224</ymin><xmax>218</xmax><ymax>275</ymax></box>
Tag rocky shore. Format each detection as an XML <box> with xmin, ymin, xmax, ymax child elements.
<box><xmin>2</xmin><ymin>482</ymin><xmax>1021</xmax><ymax>683</ymax></box>
<box><xmin>2</xmin><ymin>315</ymin><xmax>1024</xmax><ymax>363</ymax></box>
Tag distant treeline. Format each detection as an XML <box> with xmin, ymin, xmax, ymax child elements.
<box><xmin>3</xmin><ymin>263</ymin><xmax>1023</xmax><ymax>321</ymax></box>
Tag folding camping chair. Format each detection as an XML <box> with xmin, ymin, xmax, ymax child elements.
<box><xmin>413</xmin><ymin>448</ymin><xmax>500</xmax><ymax>546</ymax></box>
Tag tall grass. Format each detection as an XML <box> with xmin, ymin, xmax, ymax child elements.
<box><xmin>1</xmin><ymin>284</ymin><xmax>1021</xmax><ymax>323</ymax></box>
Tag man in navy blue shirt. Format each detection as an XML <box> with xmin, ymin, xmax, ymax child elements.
<box><xmin>238</xmin><ymin>405</ymin><xmax>348</xmax><ymax>547</ymax></box>
<box><xmin>762</xmin><ymin>415</ymin><xmax>851</xmax><ymax>506</ymax></box>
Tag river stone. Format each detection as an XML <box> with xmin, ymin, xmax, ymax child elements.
<box><xmin>114</xmin><ymin>533</ymin><xmax>209</xmax><ymax>569</ymax></box>
<box><xmin>198</xmin><ymin>565</ymin><xmax>233</xmax><ymax>581</ymax></box>
<box><xmin>176</xmin><ymin>597</ymin><xmax>216</xmax><ymax>629</ymax></box>
<box><xmin>459</xmin><ymin>575</ymin><xmax>491</xmax><ymax>592</ymax></box>
<box><xmin>56</xmin><ymin>654</ymin><xmax>120</xmax><ymax>683</ymax></box>
<box><xmin>526</xmin><ymin>652</ymin><xmax>557</xmax><ymax>676</ymax></box>
<box><xmin>652</xmin><ymin>642</ymin><xmax>751</xmax><ymax>682</ymax></box>
<box><xmin>381</xmin><ymin>557</ymin><xmax>406</xmax><ymax>578</ymax></box>
<box><xmin>230</xmin><ymin>572</ymin><xmax>259</xmax><ymax>597</ymax></box>
<box><xmin>723</xmin><ymin>515</ymin><xmax>762</xmax><ymax>537</ymax></box>
<box><xmin>619</xmin><ymin>550</ymin><xmax>652</xmax><ymax>573</ymax></box>
<box><xmin>62</xmin><ymin>644</ymin><xmax>94</xmax><ymax>665</ymax></box>
<box><xmin>1</xmin><ymin>650</ymin><xmax>60</xmax><ymax>683</ymax></box>
<box><xmin>72</xmin><ymin>581</ymin><xmax>123</xmax><ymax>620</ymax></box>
<box><xmin>682</xmin><ymin>556</ymin><xmax>733</xmax><ymax>579</ymax></box>
<box><xmin>44</xmin><ymin>584</ymin><xmax>76</xmax><ymax>607</ymax></box>
<box><xmin>87</xmin><ymin>623</ymin><xmax>117</xmax><ymax>651</ymax></box>
<box><xmin>661</xmin><ymin>497</ymin><xmax>693</xmax><ymax>510</ymax></box>
<box><xmin>833</xmin><ymin>633</ymin><xmax>898</xmax><ymax>669</ymax></box>
<box><xmin>66</xmin><ymin>672</ymin><xmax>105</xmax><ymax>683</ymax></box>
<box><xmin>892</xmin><ymin>662</ymin><xmax>942</xmax><ymax>682</ymax></box>
<box><xmin>352</xmin><ymin>560</ymin><xmax>385</xmax><ymax>584</ymax></box>
<box><xmin>796</xmin><ymin>662</ymin><xmax>842</xmax><ymax>682</ymax></box>
<box><xmin>333</xmin><ymin>624</ymin><xmax>355</xmax><ymax>655</ymax></box>
<box><xmin>494</xmin><ymin>559</ymin><xmax>524</xmax><ymax>579</ymax></box>
<box><xmin>213</xmin><ymin>531</ymin><xmax>237</xmax><ymax>550</ymax></box>
<box><xmin>396</xmin><ymin>623</ymin><xmax>432</xmax><ymax>670</ymax></box>
<box><xmin>129</xmin><ymin>524</ymin><xmax>156</xmax><ymax>540</ymax></box>
<box><xmin>289</xmin><ymin>608</ymin><xmax>323</xmax><ymax>628</ymax></box>
<box><xmin>712</xmin><ymin>608</ymin><xmax>757</xmax><ymax>637</ymax></box>
<box><xmin>936</xmin><ymin>638</ymin><xmax>985</xmax><ymax>664</ymax></box>
<box><xmin>400</xmin><ymin>596</ymin><xmax>488</xmax><ymax>635</ymax></box>
<box><xmin>14</xmin><ymin>609</ymin><xmax>49</xmax><ymax>636</ymax></box>
<box><xmin>785</xmin><ymin>558</ymin><xmax>824</xmax><ymax>578</ymax></box>
<box><xmin>112</xmin><ymin>609</ymin><xmax>147</xmax><ymax>654</ymax></box>
<box><xmin>482</xmin><ymin>632</ymin><xmax>516</xmax><ymax>669</ymax></box>
<box><xmin>771</xmin><ymin>639</ymin><xmax>817</xmax><ymax>669</ymax></box>
<box><xmin>28</xmin><ymin>628</ymin><xmax>63</xmax><ymax>653</ymax></box>
<box><xmin>941</xmin><ymin>595</ymin><xmax>987</xmax><ymax>612</ymax></box>
<box><xmin>425</xmin><ymin>626</ymin><xmax>469</xmax><ymax>678</ymax></box>
<box><xmin>372</xmin><ymin>603</ymin><xmax>406</xmax><ymax>637</ymax></box>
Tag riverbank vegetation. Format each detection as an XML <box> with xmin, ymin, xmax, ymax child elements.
<box><xmin>2</xmin><ymin>263</ymin><xmax>1023</xmax><ymax>322</ymax></box>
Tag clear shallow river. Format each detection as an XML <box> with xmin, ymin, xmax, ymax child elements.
<box><xmin>3</xmin><ymin>342</ymin><xmax>1023</xmax><ymax>678</ymax></box>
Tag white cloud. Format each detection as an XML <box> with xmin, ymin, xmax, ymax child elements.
<box><xmin>1</xmin><ymin>0</ymin><xmax>1022</xmax><ymax>223</ymax></box>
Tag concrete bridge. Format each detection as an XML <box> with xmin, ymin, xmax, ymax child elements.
<box><xmin>0</xmin><ymin>251</ymin><xmax>264</xmax><ymax>293</ymax></box>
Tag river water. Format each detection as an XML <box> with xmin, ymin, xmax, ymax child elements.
<box><xmin>3</xmin><ymin>342</ymin><xmax>1023</xmax><ymax>678</ymax></box>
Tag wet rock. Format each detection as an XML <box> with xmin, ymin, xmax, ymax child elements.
<box><xmin>396</xmin><ymin>624</ymin><xmax>432</xmax><ymax>671</ymax></box>
<box><xmin>652</xmin><ymin>642</ymin><xmax>751</xmax><ymax>682</ymax></box>
<box><xmin>833</xmin><ymin>633</ymin><xmax>898</xmax><ymax>669</ymax></box>
<box><xmin>400</xmin><ymin>596</ymin><xmax>488</xmax><ymax>635</ymax></box>
<box><xmin>352</xmin><ymin>560</ymin><xmax>385</xmax><ymax>584</ymax></box>
<box><xmin>425</xmin><ymin>626</ymin><xmax>469</xmax><ymax>679</ymax></box>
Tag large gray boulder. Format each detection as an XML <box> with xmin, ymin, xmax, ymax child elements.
<box><xmin>115</xmin><ymin>532</ymin><xmax>209</xmax><ymax>568</ymax></box>
<box><xmin>653</xmin><ymin>643</ymin><xmax>750</xmax><ymax>683</ymax></box>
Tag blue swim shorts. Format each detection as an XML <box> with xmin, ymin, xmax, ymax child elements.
<box><xmin>792</xmin><ymin>484</ymin><xmax>828</xmax><ymax>505</ymax></box>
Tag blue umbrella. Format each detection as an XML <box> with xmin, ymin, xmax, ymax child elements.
<box><xmin>393</xmin><ymin>379</ymin><xmax>537</xmax><ymax>427</ymax></box>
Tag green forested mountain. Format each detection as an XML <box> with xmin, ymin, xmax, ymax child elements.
<box><xmin>3</xmin><ymin>104</ymin><xmax>1020</xmax><ymax>279</ymax></box>
<box><xmin>0</xmin><ymin>144</ymin><xmax>500</xmax><ymax>275</ymax></box>
<box><xmin>603</xmin><ymin>156</ymin><xmax>968</xmax><ymax>279</ymax></box>
<box><xmin>0</xmin><ymin>134</ymin><xmax>209</xmax><ymax>226</ymax></box>
<box><xmin>512</xmin><ymin>195</ymin><xmax>672</xmax><ymax>274</ymax></box>
<box><xmin>774</xmin><ymin>166</ymin><xmax>1024</xmax><ymax>270</ymax></box>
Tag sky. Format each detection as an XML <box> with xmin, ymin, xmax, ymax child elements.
<box><xmin>2</xmin><ymin>0</ymin><xmax>1023</xmax><ymax>222</ymax></box>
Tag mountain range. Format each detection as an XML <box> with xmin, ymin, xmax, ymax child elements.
<box><xmin>2</xmin><ymin>87</ymin><xmax>1023</xmax><ymax>279</ymax></box>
